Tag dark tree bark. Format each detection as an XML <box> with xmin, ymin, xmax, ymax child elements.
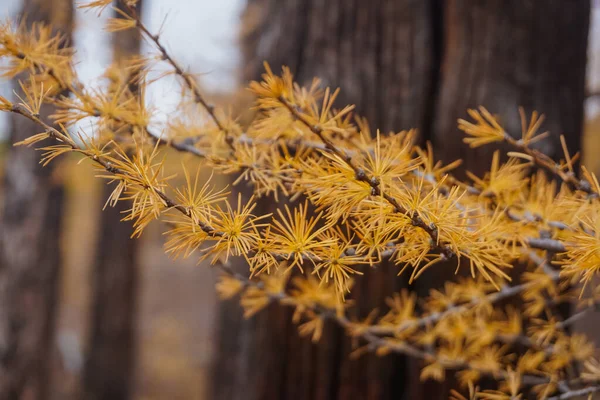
<box><xmin>81</xmin><ymin>2</ymin><xmax>143</xmax><ymax>400</ymax></box>
<box><xmin>0</xmin><ymin>1</ymin><xmax>73</xmax><ymax>399</ymax></box>
<box><xmin>211</xmin><ymin>0</ymin><xmax>589</xmax><ymax>399</ymax></box>
<box><xmin>81</xmin><ymin>189</ymin><xmax>138</xmax><ymax>400</ymax></box>
<box><xmin>433</xmin><ymin>0</ymin><xmax>589</xmax><ymax>176</ymax></box>
<box><xmin>241</xmin><ymin>0</ymin><xmax>436</xmax><ymax>135</ymax></box>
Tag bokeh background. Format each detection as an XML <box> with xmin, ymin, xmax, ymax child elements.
<box><xmin>1</xmin><ymin>0</ymin><xmax>600</xmax><ymax>399</ymax></box>
<box><xmin>0</xmin><ymin>1</ymin><xmax>242</xmax><ymax>398</ymax></box>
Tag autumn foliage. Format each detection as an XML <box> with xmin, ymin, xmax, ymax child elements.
<box><xmin>1</xmin><ymin>1</ymin><xmax>600</xmax><ymax>398</ymax></box>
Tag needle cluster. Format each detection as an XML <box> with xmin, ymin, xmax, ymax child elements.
<box><xmin>1</xmin><ymin>3</ymin><xmax>600</xmax><ymax>398</ymax></box>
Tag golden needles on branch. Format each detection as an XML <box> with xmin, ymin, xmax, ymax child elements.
<box><xmin>2</xmin><ymin>3</ymin><xmax>600</xmax><ymax>397</ymax></box>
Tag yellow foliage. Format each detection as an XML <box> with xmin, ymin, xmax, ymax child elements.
<box><xmin>3</xmin><ymin>6</ymin><xmax>600</xmax><ymax>399</ymax></box>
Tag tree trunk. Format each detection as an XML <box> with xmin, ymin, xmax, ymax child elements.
<box><xmin>81</xmin><ymin>2</ymin><xmax>143</xmax><ymax>399</ymax></box>
<box><xmin>211</xmin><ymin>0</ymin><xmax>589</xmax><ymax>399</ymax></box>
<box><xmin>427</xmin><ymin>1</ymin><xmax>590</xmax><ymax>396</ymax></box>
<box><xmin>0</xmin><ymin>1</ymin><xmax>73</xmax><ymax>399</ymax></box>
<box><xmin>81</xmin><ymin>191</ymin><xmax>138</xmax><ymax>400</ymax></box>
<box><xmin>241</xmin><ymin>0</ymin><xmax>437</xmax><ymax>135</ymax></box>
<box><xmin>433</xmin><ymin>0</ymin><xmax>589</xmax><ymax>176</ymax></box>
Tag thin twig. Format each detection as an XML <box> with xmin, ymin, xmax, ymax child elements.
<box><xmin>547</xmin><ymin>385</ymin><xmax>600</xmax><ymax>400</ymax></box>
<box><xmin>368</xmin><ymin>254</ymin><xmax>560</xmax><ymax>336</ymax></box>
<box><xmin>223</xmin><ymin>270</ymin><xmax>553</xmax><ymax>388</ymax></box>
<box><xmin>503</xmin><ymin>133</ymin><xmax>596</xmax><ymax>196</ymax></box>
<box><xmin>124</xmin><ymin>4</ymin><xmax>236</xmax><ymax>151</ymax></box>
<box><xmin>9</xmin><ymin>105</ymin><xmax>222</xmax><ymax>237</ymax></box>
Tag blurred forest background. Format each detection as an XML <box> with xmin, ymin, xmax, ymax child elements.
<box><xmin>0</xmin><ymin>0</ymin><xmax>600</xmax><ymax>399</ymax></box>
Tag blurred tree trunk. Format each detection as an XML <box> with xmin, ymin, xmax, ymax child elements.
<box><xmin>0</xmin><ymin>0</ymin><xmax>73</xmax><ymax>399</ymax></box>
<box><xmin>433</xmin><ymin>0</ymin><xmax>589</xmax><ymax>176</ymax></box>
<box><xmin>211</xmin><ymin>0</ymin><xmax>590</xmax><ymax>399</ymax></box>
<box><xmin>426</xmin><ymin>5</ymin><xmax>589</xmax><ymax>396</ymax></box>
<box><xmin>81</xmin><ymin>1</ymin><xmax>143</xmax><ymax>400</ymax></box>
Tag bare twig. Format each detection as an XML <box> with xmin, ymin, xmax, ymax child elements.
<box><xmin>547</xmin><ymin>385</ymin><xmax>600</xmax><ymax>400</ymax></box>
<box><xmin>368</xmin><ymin>254</ymin><xmax>560</xmax><ymax>336</ymax></box>
<box><xmin>503</xmin><ymin>133</ymin><xmax>596</xmax><ymax>196</ymax></box>
<box><xmin>124</xmin><ymin>4</ymin><xmax>236</xmax><ymax>151</ymax></box>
